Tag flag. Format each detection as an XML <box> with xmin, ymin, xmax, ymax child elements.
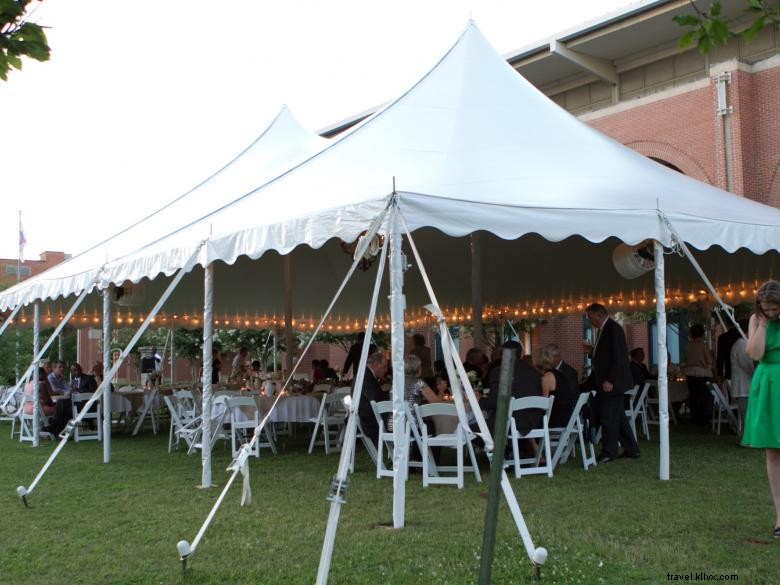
<box><xmin>19</xmin><ymin>221</ymin><xmax>27</xmax><ymax>263</ymax></box>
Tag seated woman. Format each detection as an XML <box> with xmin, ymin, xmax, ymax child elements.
<box><xmin>421</xmin><ymin>374</ymin><xmax>449</xmax><ymax>404</ymax></box>
<box><xmin>540</xmin><ymin>344</ymin><xmax>577</xmax><ymax>428</ymax></box>
<box><xmin>24</xmin><ymin>367</ymin><xmax>56</xmax><ymax>418</ymax></box>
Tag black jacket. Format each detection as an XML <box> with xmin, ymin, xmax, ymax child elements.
<box><xmin>587</xmin><ymin>318</ymin><xmax>632</xmax><ymax>395</ymax></box>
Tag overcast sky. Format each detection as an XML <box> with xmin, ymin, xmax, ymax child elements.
<box><xmin>1</xmin><ymin>0</ymin><xmax>633</xmax><ymax>261</ymax></box>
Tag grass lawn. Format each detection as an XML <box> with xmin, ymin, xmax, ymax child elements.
<box><xmin>0</xmin><ymin>421</ymin><xmax>777</xmax><ymax>584</ymax></box>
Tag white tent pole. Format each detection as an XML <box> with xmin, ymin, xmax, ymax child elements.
<box><xmin>273</xmin><ymin>329</ymin><xmax>278</xmax><ymax>374</ymax></box>
<box><xmin>654</xmin><ymin>240</ymin><xmax>670</xmax><ymax>481</ymax></box>
<box><xmin>32</xmin><ymin>302</ymin><xmax>40</xmax><ymax>448</ymax></box>
<box><xmin>102</xmin><ymin>290</ymin><xmax>111</xmax><ymax>464</ymax></box>
<box><xmin>1</xmin><ymin>286</ymin><xmax>92</xmax><ymax>413</ymax></box>
<box><xmin>660</xmin><ymin>213</ymin><xmax>746</xmax><ymax>339</ymax></box>
<box><xmin>201</xmin><ymin>262</ymin><xmax>215</xmax><ymax>488</ymax></box>
<box><xmin>389</xmin><ymin>205</ymin><xmax>407</xmax><ymax>529</ymax></box>
<box><xmin>470</xmin><ymin>233</ymin><xmax>483</xmax><ymax>350</ymax></box>
<box><xmin>17</xmin><ymin>250</ymin><xmax>199</xmax><ymax>505</ymax></box>
<box><xmin>284</xmin><ymin>255</ymin><xmax>294</xmax><ymax>374</ymax></box>
<box><xmin>316</xmin><ymin>220</ymin><xmax>389</xmax><ymax>585</ymax></box>
<box><xmin>169</xmin><ymin>328</ymin><xmax>175</xmax><ymax>385</ymax></box>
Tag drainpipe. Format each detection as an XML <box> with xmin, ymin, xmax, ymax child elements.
<box><xmin>715</xmin><ymin>71</ymin><xmax>734</xmax><ymax>192</ymax></box>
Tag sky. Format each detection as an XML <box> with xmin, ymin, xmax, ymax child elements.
<box><xmin>1</xmin><ymin>0</ymin><xmax>634</xmax><ymax>261</ymax></box>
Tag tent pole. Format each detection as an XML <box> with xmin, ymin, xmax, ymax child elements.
<box><xmin>102</xmin><ymin>290</ymin><xmax>111</xmax><ymax>464</ymax></box>
<box><xmin>654</xmin><ymin>240</ymin><xmax>670</xmax><ymax>480</ymax></box>
<box><xmin>389</xmin><ymin>207</ymin><xmax>407</xmax><ymax>529</ymax></box>
<box><xmin>201</xmin><ymin>262</ymin><xmax>215</xmax><ymax>488</ymax></box>
<box><xmin>273</xmin><ymin>329</ymin><xmax>278</xmax><ymax>374</ymax></box>
<box><xmin>170</xmin><ymin>328</ymin><xmax>175</xmax><ymax>385</ymax></box>
<box><xmin>284</xmin><ymin>255</ymin><xmax>294</xmax><ymax>375</ymax></box>
<box><xmin>32</xmin><ymin>302</ymin><xmax>40</xmax><ymax>447</ymax></box>
<box><xmin>470</xmin><ymin>233</ymin><xmax>483</xmax><ymax>350</ymax></box>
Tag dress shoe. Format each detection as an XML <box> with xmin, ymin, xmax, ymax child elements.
<box><xmin>596</xmin><ymin>455</ymin><xmax>613</xmax><ymax>464</ymax></box>
<box><xmin>620</xmin><ymin>451</ymin><xmax>640</xmax><ymax>459</ymax></box>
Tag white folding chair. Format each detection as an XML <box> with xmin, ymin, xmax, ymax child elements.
<box><xmin>505</xmin><ymin>396</ymin><xmax>554</xmax><ymax>478</ymax></box>
<box><xmin>625</xmin><ymin>382</ymin><xmax>651</xmax><ymax>441</ymax></box>
<box><xmin>371</xmin><ymin>400</ymin><xmax>395</xmax><ymax>478</ymax></box>
<box><xmin>708</xmin><ymin>381</ymin><xmax>740</xmax><ymax>435</ymax></box>
<box><xmin>646</xmin><ymin>380</ymin><xmax>678</xmax><ymax>426</ymax></box>
<box><xmin>187</xmin><ymin>395</ymin><xmax>230</xmax><ymax>455</ymax></box>
<box><xmin>308</xmin><ymin>388</ymin><xmax>349</xmax><ymax>454</ymax></box>
<box><xmin>163</xmin><ymin>395</ymin><xmax>198</xmax><ymax>453</ymax></box>
<box><xmin>414</xmin><ymin>402</ymin><xmax>481</xmax><ymax>488</ymax></box>
<box><xmin>549</xmin><ymin>392</ymin><xmax>597</xmax><ymax>470</ymax></box>
<box><xmin>1</xmin><ymin>387</ymin><xmax>23</xmax><ymax>438</ymax></box>
<box><xmin>131</xmin><ymin>388</ymin><xmax>160</xmax><ymax>436</ymax></box>
<box><xmin>71</xmin><ymin>392</ymin><xmax>102</xmax><ymax>442</ymax></box>
<box><xmin>18</xmin><ymin>394</ymin><xmax>54</xmax><ymax>443</ymax></box>
<box><xmin>228</xmin><ymin>396</ymin><xmax>276</xmax><ymax>457</ymax></box>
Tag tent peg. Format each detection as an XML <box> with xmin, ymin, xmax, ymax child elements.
<box><xmin>16</xmin><ymin>485</ymin><xmax>29</xmax><ymax>508</ymax></box>
<box><xmin>532</xmin><ymin>546</ymin><xmax>547</xmax><ymax>579</ymax></box>
<box><xmin>177</xmin><ymin>540</ymin><xmax>192</xmax><ymax>572</ymax></box>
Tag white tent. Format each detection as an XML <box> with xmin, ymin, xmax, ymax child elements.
<box><xmin>2</xmin><ymin>24</ymin><xmax>779</xmax><ymax>321</ymax></box>
<box><xmin>7</xmin><ymin>22</ymin><xmax>780</xmax><ymax>579</ymax></box>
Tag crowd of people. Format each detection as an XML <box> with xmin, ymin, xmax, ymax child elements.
<box><xmin>23</xmin><ymin>359</ymin><xmax>104</xmax><ymax>436</ymax></box>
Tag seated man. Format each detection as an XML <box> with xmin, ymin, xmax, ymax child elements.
<box><xmin>479</xmin><ymin>340</ymin><xmax>543</xmax><ymax>435</ymax></box>
<box><xmin>355</xmin><ymin>352</ymin><xmax>388</xmax><ymax>447</ymax></box>
<box><xmin>47</xmin><ymin>360</ymin><xmax>69</xmax><ymax>396</ymax></box>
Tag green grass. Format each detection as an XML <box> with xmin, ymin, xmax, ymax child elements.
<box><xmin>0</xmin><ymin>422</ymin><xmax>777</xmax><ymax>584</ymax></box>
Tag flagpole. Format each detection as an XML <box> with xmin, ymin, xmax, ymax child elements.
<box><xmin>15</xmin><ymin>211</ymin><xmax>22</xmax><ymax>384</ymax></box>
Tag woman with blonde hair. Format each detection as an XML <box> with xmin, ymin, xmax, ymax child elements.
<box><xmin>744</xmin><ymin>280</ymin><xmax>780</xmax><ymax>539</ymax></box>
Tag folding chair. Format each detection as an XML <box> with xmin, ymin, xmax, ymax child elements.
<box><xmin>625</xmin><ymin>382</ymin><xmax>651</xmax><ymax>441</ymax></box>
<box><xmin>549</xmin><ymin>392</ymin><xmax>597</xmax><ymax>470</ymax></box>
<box><xmin>187</xmin><ymin>396</ymin><xmax>230</xmax><ymax>455</ymax></box>
<box><xmin>71</xmin><ymin>392</ymin><xmax>102</xmax><ymax>442</ymax></box>
<box><xmin>164</xmin><ymin>395</ymin><xmax>197</xmax><ymax>452</ymax></box>
<box><xmin>18</xmin><ymin>394</ymin><xmax>54</xmax><ymax>443</ymax></box>
<box><xmin>414</xmin><ymin>402</ymin><xmax>481</xmax><ymax>488</ymax></box>
<box><xmin>308</xmin><ymin>388</ymin><xmax>349</xmax><ymax>454</ymax></box>
<box><xmin>708</xmin><ymin>381</ymin><xmax>740</xmax><ymax>435</ymax></box>
<box><xmin>505</xmin><ymin>396</ymin><xmax>554</xmax><ymax>478</ymax></box>
<box><xmin>646</xmin><ymin>380</ymin><xmax>678</xmax><ymax>426</ymax></box>
<box><xmin>131</xmin><ymin>388</ymin><xmax>160</xmax><ymax>436</ymax></box>
<box><xmin>1</xmin><ymin>386</ymin><xmax>23</xmax><ymax>439</ymax></box>
<box><xmin>371</xmin><ymin>400</ymin><xmax>395</xmax><ymax>478</ymax></box>
<box><xmin>227</xmin><ymin>396</ymin><xmax>276</xmax><ymax>457</ymax></box>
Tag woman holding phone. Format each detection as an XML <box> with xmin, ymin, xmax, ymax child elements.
<box><xmin>744</xmin><ymin>280</ymin><xmax>780</xmax><ymax>539</ymax></box>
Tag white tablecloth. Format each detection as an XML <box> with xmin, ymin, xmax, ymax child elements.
<box><xmin>211</xmin><ymin>394</ymin><xmax>320</xmax><ymax>424</ymax></box>
<box><xmin>111</xmin><ymin>388</ymin><xmax>161</xmax><ymax>414</ymax></box>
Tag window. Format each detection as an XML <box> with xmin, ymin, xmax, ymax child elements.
<box><xmin>4</xmin><ymin>264</ymin><xmax>31</xmax><ymax>276</ymax></box>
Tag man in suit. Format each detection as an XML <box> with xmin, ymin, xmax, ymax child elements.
<box><xmin>479</xmin><ymin>340</ymin><xmax>543</xmax><ymax>436</ymax></box>
<box><xmin>716</xmin><ymin>323</ymin><xmax>741</xmax><ymax>381</ymax></box>
<box><xmin>355</xmin><ymin>352</ymin><xmax>388</xmax><ymax>448</ymax></box>
<box><xmin>549</xmin><ymin>344</ymin><xmax>581</xmax><ymax>397</ymax></box>
<box><xmin>585</xmin><ymin>303</ymin><xmax>640</xmax><ymax>462</ymax></box>
<box><xmin>629</xmin><ymin>348</ymin><xmax>652</xmax><ymax>388</ymax></box>
<box><xmin>343</xmin><ymin>332</ymin><xmax>377</xmax><ymax>378</ymax></box>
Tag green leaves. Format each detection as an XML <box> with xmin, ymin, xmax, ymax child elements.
<box><xmin>674</xmin><ymin>0</ymin><xmax>779</xmax><ymax>54</ymax></box>
<box><xmin>0</xmin><ymin>0</ymin><xmax>50</xmax><ymax>81</ymax></box>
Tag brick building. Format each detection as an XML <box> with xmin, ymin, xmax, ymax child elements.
<box><xmin>0</xmin><ymin>251</ymin><xmax>70</xmax><ymax>288</ymax></box>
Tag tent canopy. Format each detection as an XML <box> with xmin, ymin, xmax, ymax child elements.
<box><xmin>2</xmin><ymin>23</ymin><xmax>780</xmax><ymax>324</ymax></box>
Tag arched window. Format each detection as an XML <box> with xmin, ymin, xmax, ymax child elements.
<box><xmin>649</xmin><ymin>157</ymin><xmax>683</xmax><ymax>174</ymax></box>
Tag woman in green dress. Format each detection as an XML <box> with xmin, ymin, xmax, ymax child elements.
<box><xmin>744</xmin><ymin>280</ymin><xmax>780</xmax><ymax>539</ymax></box>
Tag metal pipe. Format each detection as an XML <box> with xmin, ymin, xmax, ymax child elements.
<box><xmin>654</xmin><ymin>240</ymin><xmax>670</xmax><ymax>480</ymax></box>
<box><xmin>102</xmin><ymin>290</ymin><xmax>111</xmax><ymax>464</ymax></box>
<box><xmin>389</xmin><ymin>208</ymin><xmax>407</xmax><ymax>529</ymax></box>
<box><xmin>201</xmin><ymin>262</ymin><xmax>215</xmax><ymax>488</ymax></box>
<box><xmin>32</xmin><ymin>303</ymin><xmax>40</xmax><ymax>448</ymax></box>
